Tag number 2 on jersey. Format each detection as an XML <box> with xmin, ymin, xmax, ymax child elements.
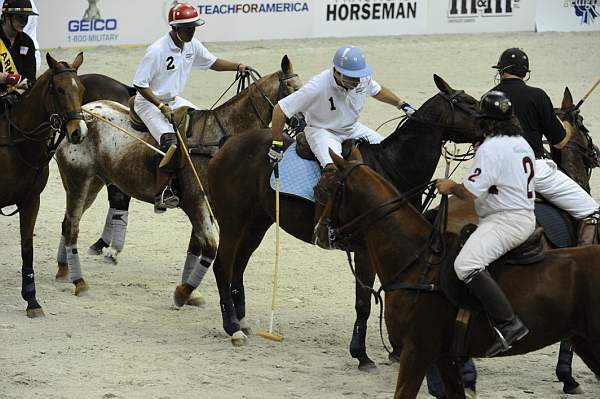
<box><xmin>166</xmin><ymin>56</ymin><xmax>175</xmax><ymax>71</ymax></box>
<box><xmin>522</xmin><ymin>156</ymin><xmax>534</xmax><ymax>198</ymax></box>
<box><xmin>328</xmin><ymin>97</ymin><xmax>336</xmax><ymax>111</ymax></box>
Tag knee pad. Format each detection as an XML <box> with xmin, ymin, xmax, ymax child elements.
<box><xmin>160</xmin><ymin>133</ymin><xmax>178</xmax><ymax>150</ymax></box>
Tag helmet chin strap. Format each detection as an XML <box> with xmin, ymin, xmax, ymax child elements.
<box><xmin>174</xmin><ymin>27</ymin><xmax>184</xmax><ymax>44</ymax></box>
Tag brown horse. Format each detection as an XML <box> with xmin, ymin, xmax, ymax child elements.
<box><xmin>326</xmin><ymin>148</ymin><xmax>600</xmax><ymax>399</ymax></box>
<box><xmin>207</xmin><ymin>75</ymin><xmax>482</xmax><ymax>349</ymax></box>
<box><xmin>440</xmin><ymin>87</ymin><xmax>600</xmax><ymax>394</ymax></box>
<box><xmin>54</xmin><ymin>57</ymin><xmax>301</xmax><ymax>322</ymax></box>
<box><xmin>0</xmin><ymin>53</ymin><xmax>88</xmax><ymax>317</ymax></box>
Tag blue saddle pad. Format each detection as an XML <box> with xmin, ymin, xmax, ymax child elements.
<box><xmin>534</xmin><ymin>202</ymin><xmax>576</xmax><ymax>248</ymax></box>
<box><xmin>269</xmin><ymin>142</ymin><xmax>321</xmax><ymax>202</ymax></box>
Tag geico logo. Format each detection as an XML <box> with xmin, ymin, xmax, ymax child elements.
<box><xmin>68</xmin><ymin>19</ymin><xmax>118</xmax><ymax>32</ymax></box>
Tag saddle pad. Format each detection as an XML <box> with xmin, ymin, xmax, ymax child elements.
<box><xmin>269</xmin><ymin>142</ymin><xmax>321</xmax><ymax>202</ymax></box>
<box><xmin>534</xmin><ymin>202</ymin><xmax>576</xmax><ymax>248</ymax></box>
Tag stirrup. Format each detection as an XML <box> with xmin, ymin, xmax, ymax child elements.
<box><xmin>159</xmin><ymin>143</ymin><xmax>178</xmax><ymax>168</ymax></box>
<box><xmin>154</xmin><ymin>186</ymin><xmax>179</xmax><ymax>214</ymax></box>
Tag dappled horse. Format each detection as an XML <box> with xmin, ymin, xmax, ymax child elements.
<box><xmin>443</xmin><ymin>87</ymin><xmax>600</xmax><ymax>394</ymax></box>
<box><xmin>0</xmin><ymin>53</ymin><xmax>88</xmax><ymax>317</ymax></box>
<box><xmin>207</xmin><ymin>75</ymin><xmax>481</xmax><ymax>349</ymax></box>
<box><xmin>54</xmin><ymin>57</ymin><xmax>301</xmax><ymax>319</ymax></box>
<box><xmin>325</xmin><ymin>148</ymin><xmax>600</xmax><ymax>399</ymax></box>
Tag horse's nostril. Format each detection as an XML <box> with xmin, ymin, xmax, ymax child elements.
<box><xmin>71</xmin><ymin>129</ymin><xmax>81</xmax><ymax>144</ymax></box>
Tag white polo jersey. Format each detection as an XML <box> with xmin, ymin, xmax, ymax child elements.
<box><xmin>463</xmin><ymin>135</ymin><xmax>535</xmax><ymax>218</ymax></box>
<box><xmin>278</xmin><ymin>68</ymin><xmax>381</xmax><ymax>133</ymax></box>
<box><xmin>133</xmin><ymin>33</ymin><xmax>216</xmax><ymax>102</ymax></box>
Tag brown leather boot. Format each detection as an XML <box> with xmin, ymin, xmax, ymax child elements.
<box><xmin>577</xmin><ymin>213</ymin><xmax>599</xmax><ymax>246</ymax></box>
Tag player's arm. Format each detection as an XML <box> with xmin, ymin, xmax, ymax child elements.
<box><xmin>210</xmin><ymin>58</ymin><xmax>248</xmax><ymax>72</ymax></box>
<box><xmin>436</xmin><ymin>179</ymin><xmax>476</xmax><ymax>201</ymax></box>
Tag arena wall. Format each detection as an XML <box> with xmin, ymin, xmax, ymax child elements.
<box><xmin>37</xmin><ymin>0</ymin><xmax>600</xmax><ymax>49</ymax></box>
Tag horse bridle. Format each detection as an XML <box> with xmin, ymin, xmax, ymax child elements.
<box><xmin>555</xmin><ymin>108</ymin><xmax>600</xmax><ymax>173</ymax></box>
<box><xmin>246</xmin><ymin>68</ymin><xmax>298</xmax><ymax>128</ymax></box>
<box><xmin>406</xmin><ymin>90</ymin><xmax>478</xmax><ymax>133</ymax></box>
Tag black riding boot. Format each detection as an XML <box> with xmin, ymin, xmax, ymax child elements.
<box><xmin>154</xmin><ymin>133</ymin><xmax>180</xmax><ymax>213</ymax></box>
<box><xmin>467</xmin><ymin>270</ymin><xmax>529</xmax><ymax>357</ymax></box>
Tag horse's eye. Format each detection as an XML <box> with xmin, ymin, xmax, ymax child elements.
<box><xmin>57</xmin><ymin>87</ymin><xmax>65</xmax><ymax>95</ymax></box>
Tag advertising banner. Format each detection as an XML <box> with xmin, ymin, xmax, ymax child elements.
<box><xmin>428</xmin><ymin>0</ymin><xmax>536</xmax><ymax>34</ymax></box>
<box><xmin>536</xmin><ymin>0</ymin><xmax>600</xmax><ymax>31</ymax></box>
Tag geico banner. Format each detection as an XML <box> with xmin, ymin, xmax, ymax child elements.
<box><xmin>194</xmin><ymin>0</ymin><xmax>313</xmax><ymax>41</ymax></box>
<box><xmin>36</xmin><ymin>0</ymin><xmax>173</xmax><ymax>48</ymax></box>
<box><xmin>536</xmin><ymin>0</ymin><xmax>600</xmax><ymax>32</ymax></box>
<box><xmin>428</xmin><ymin>0</ymin><xmax>536</xmax><ymax>34</ymax></box>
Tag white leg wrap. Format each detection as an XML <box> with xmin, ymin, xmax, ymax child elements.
<box><xmin>186</xmin><ymin>263</ymin><xmax>209</xmax><ymax>288</ymax></box>
<box><xmin>66</xmin><ymin>245</ymin><xmax>83</xmax><ymax>282</ymax></box>
<box><xmin>182</xmin><ymin>252</ymin><xmax>200</xmax><ymax>284</ymax></box>
<box><xmin>57</xmin><ymin>235</ymin><xmax>67</xmax><ymax>264</ymax></box>
<box><xmin>100</xmin><ymin>208</ymin><xmax>115</xmax><ymax>244</ymax></box>
<box><xmin>109</xmin><ymin>210</ymin><xmax>128</xmax><ymax>252</ymax></box>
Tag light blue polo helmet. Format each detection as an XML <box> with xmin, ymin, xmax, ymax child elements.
<box><xmin>332</xmin><ymin>46</ymin><xmax>372</xmax><ymax>78</ymax></box>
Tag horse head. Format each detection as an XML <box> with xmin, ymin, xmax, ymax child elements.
<box><xmin>554</xmin><ymin>87</ymin><xmax>599</xmax><ymax>193</ymax></box>
<box><xmin>43</xmin><ymin>53</ymin><xmax>87</xmax><ymax>144</ymax></box>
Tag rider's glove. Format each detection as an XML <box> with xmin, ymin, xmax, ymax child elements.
<box><xmin>287</xmin><ymin>113</ymin><xmax>306</xmax><ymax>133</ymax></box>
<box><xmin>4</xmin><ymin>73</ymin><xmax>22</xmax><ymax>86</ymax></box>
<box><xmin>268</xmin><ymin>140</ymin><xmax>284</xmax><ymax>164</ymax></box>
<box><xmin>398</xmin><ymin>102</ymin><xmax>416</xmax><ymax>116</ymax></box>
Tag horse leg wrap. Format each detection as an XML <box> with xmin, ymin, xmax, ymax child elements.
<box><xmin>109</xmin><ymin>210</ymin><xmax>128</xmax><ymax>252</ymax></box>
<box><xmin>21</xmin><ymin>266</ymin><xmax>36</xmax><ymax>302</ymax></box>
<box><xmin>182</xmin><ymin>252</ymin><xmax>200</xmax><ymax>284</ymax></box>
<box><xmin>556</xmin><ymin>340</ymin><xmax>576</xmax><ymax>381</ymax></box>
<box><xmin>100</xmin><ymin>208</ymin><xmax>115</xmax><ymax>244</ymax></box>
<box><xmin>57</xmin><ymin>235</ymin><xmax>67</xmax><ymax>264</ymax></box>
<box><xmin>220</xmin><ymin>300</ymin><xmax>241</xmax><ymax>336</ymax></box>
<box><xmin>231</xmin><ymin>285</ymin><xmax>246</xmax><ymax>321</ymax></box>
<box><xmin>66</xmin><ymin>245</ymin><xmax>83</xmax><ymax>282</ymax></box>
<box><xmin>186</xmin><ymin>256</ymin><xmax>211</xmax><ymax>287</ymax></box>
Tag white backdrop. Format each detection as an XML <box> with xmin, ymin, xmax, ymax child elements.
<box><xmin>34</xmin><ymin>0</ymin><xmax>600</xmax><ymax>49</ymax></box>
<box><xmin>536</xmin><ymin>0</ymin><xmax>600</xmax><ymax>32</ymax></box>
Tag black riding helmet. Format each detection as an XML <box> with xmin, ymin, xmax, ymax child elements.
<box><xmin>492</xmin><ymin>48</ymin><xmax>530</xmax><ymax>77</ymax></box>
<box><xmin>475</xmin><ymin>91</ymin><xmax>513</xmax><ymax>121</ymax></box>
<box><xmin>2</xmin><ymin>0</ymin><xmax>38</xmax><ymax>16</ymax></box>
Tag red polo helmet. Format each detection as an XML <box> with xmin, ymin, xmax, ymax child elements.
<box><xmin>168</xmin><ymin>3</ymin><xmax>205</xmax><ymax>28</ymax></box>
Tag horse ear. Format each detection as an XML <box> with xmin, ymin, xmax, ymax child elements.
<box><xmin>281</xmin><ymin>55</ymin><xmax>292</xmax><ymax>74</ymax></box>
<box><xmin>329</xmin><ymin>148</ymin><xmax>345</xmax><ymax>169</ymax></box>
<box><xmin>561</xmin><ymin>87</ymin><xmax>574</xmax><ymax>110</ymax></box>
<box><xmin>433</xmin><ymin>74</ymin><xmax>453</xmax><ymax>94</ymax></box>
<box><xmin>46</xmin><ymin>52</ymin><xmax>60</xmax><ymax>70</ymax></box>
<box><xmin>71</xmin><ymin>52</ymin><xmax>84</xmax><ymax>71</ymax></box>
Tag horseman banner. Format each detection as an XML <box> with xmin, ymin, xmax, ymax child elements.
<box><xmin>536</xmin><ymin>0</ymin><xmax>600</xmax><ymax>32</ymax></box>
<box><xmin>428</xmin><ymin>0</ymin><xmax>537</xmax><ymax>34</ymax></box>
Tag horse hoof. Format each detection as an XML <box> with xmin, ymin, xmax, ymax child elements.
<box><xmin>563</xmin><ymin>383</ymin><xmax>584</xmax><ymax>395</ymax></box>
<box><xmin>231</xmin><ymin>331</ymin><xmax>248</xmax><ymax>347</ymax></box>
<box><xmin>55</xmin><ymin>264</ymin><xmax>69</xmax><ymax>282</ymax></box>
<box><xmin>73</xmin><ymin>280</ymin><xmax>89</xmax><ymax>296</ymax></box>
<box><xmin>26</xmin><ymin>307</ymin><xmax>45</xmax><ymax>318</ymax></box>
<box><xmin>185</xmin><ymin>290</ymin><xmax>206</xmax><ymax>307</ymax></box>
<box><xmin>358</xmin><ymin>359</ymin><xmax>377</xmax><ymax>372</ymax></box>
<box><xmin>239</xmin><ymin>318</ymin><xmax>251</xmax><ymax>335</ymax></box>
<box><xmin>465</xmin><ymin>387</ymin><xmax>477</xmax><ymax>399</ymax></box>
<box><xmin>104</xmin><ymin>249</ymin><xmax>119</xmax><ymax>265</ymax></box>
<box><xmin>173</xmin><ymin>285</ymin><xmax>190</xmax><ymax>309</ymax></box>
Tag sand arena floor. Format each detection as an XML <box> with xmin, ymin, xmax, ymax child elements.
<box><xmin>1</xmin><ymin>31</ymin><xmax>600</xmax><ymax>398</ymax></box>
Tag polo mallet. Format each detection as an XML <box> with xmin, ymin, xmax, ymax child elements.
<box><xmin>257</xmin><ymin>163</ymin><xmax>284</xmax><ymax>342</ymax></box>
<box><xmin>575</xmin><ymin>78</ymin><xmax>600</xmax><ymax>110</ymax></box>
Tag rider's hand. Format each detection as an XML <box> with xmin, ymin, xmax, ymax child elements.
<box><xmin>158</xmin><ymin>103</ymin><xmax>174</xmax><ymax>123</ymax></box>
<box><xmin>398</xmin><ymin>101</ymin><xmax>416</xmax><ymax>116</ymax></box>
<box><xmin>436</xmin><ymin>178</ymin><xmax>456</xmax><ymax>195</ymax></box>
<box><xmin>287</xmin><ymin>114</ymin><xmax>306</xmax><ymax>133</ymax></box>
<box><xmin>16</xmin><ymin>78</ymin><xmax>29</xmax><ymax>90</ymax></box>
<box><xmin>4</xmin><ymin>73</ymin><xmax>22</xmax><ymax>86</ymax></box>
<box><xmin>268</xmin><ymin>140</ymin><xmax>284</xmax><ymax>164</ymax></box>
<box><xmin>237</xmin><ymin>64</ymin><xmax>250</xmax><ymax>73</ymax></box>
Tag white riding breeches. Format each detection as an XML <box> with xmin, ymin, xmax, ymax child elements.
<box><xmin>535</xmin><ymin>159</ymin><xmax>599</xmax><ymax>220</ymax></box>
<box><xmin>304</xmin><ymin>122</ymin><xmax>383</xmax><ymax>167</ymax></box>
<box><xmin>134</xmin><ymin>94</ymin><xmax>198</xmax><ymax>143</ymax></box>
<box><xmin>454</xmin><ymin>209</ymin><xmax>536</xmax><ymax>282</ymax></box>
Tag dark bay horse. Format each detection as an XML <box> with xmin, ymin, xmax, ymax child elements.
<box><xmin>326</xmin><ymin>148</ymin><xmax>600</xmax><ymax>399</ymax></box>
<box><xmin>54</xmin><ymin>57</ymin><xmax>301</xmax><ymax>324</ymax></box>
<box><xmin>0</xmin><ymin>53</ymin><xmax>88</xmax><ymax>317</ymax></box>
<box><xmin>207</xmin><ymin>75</ymin><xmax>482</xmax><ymax>349</ymax></box>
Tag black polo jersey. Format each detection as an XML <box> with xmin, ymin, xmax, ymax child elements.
<box><xmin>0</xmin><ymin>24</ymin><xmax>36</xmax><ymax>84</ymax></box>
<box><xmin>493</xmin><ymin>78</ymin><xmax>565</xmax><ymax>158</ymax></box>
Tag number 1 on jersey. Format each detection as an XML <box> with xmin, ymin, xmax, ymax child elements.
<box><xmin>328</xmin><ymin>97</ymin><xmax>336</xmax><ymax>111</ymax></box>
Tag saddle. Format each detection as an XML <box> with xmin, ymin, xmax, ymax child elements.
<box><xmin>127</xmin><ymin>96</ymin><xmax>192</xmax><ymax>136</ymax></box>
<box><xmin>440</xmin><ymin>225</ymin><xmax>545</xmax><ymax>312</ymax></box>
